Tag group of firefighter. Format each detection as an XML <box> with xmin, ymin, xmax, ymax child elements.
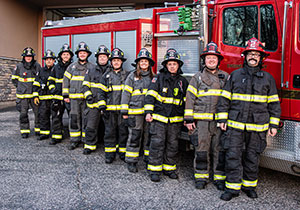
<box><xmin>11</xmin><ymin>37</ymin><xmax>281</xmax><ymax>201</ymax></box>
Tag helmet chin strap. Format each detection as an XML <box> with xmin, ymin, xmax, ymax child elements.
<box><xmin>206</xmin><ymin>66</ymin><xmax>217</xmax><ymax>71</ymax></box>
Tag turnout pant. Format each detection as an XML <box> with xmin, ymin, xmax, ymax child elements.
<box><xmin>103</xmin><ymin>111</ymin><xmax>128</xmax><ymax>159</ymax></box>
<box><xmin>82</xmin><ymin>107</ymin><xmax>101</xmax><ymax>151</ymax></box>
<box><xmin>16</xmin><ymin>98</ymin><xmax>39</xmax><ymax>135</ymax></box>
<box><xmin>69</xmin><ymin>99</ymin><xmax>85</xmax><ymax>144</ymax></box>
<box><xmin>125</xmin><ymin>115</ymin><xmax>150</xmax><ymax>163</ymax></box>
<box><xmin>38</xmin><ymin>100</ymin><xmax>51</xmax><ymax>137</ymax></box>
<box><xmin>192</xmin><ymin>121</ymin><xmax>225</xmax><ymax>183</ymax></box>
<box><xmin>222</xmin><ymin>128</ymin><xmax>267</xmax><ymax>194</ymax></box>
<box><xmin>147</xmin><ymin>120</ymin><xmax>182</xmax><ymax>175</ymax></box>
<box><xmin>51</xmin><ymin>100</ymin><xmax>66</xmax><ymax>141</ymax></box>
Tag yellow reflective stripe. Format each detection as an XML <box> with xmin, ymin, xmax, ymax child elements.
<box><xmin>215</xmin><ymin>112</ymin><xmax>228</xmax><ymax>120</ymax></box>
<box><xmin>124</xmin><ymin>85</ymin><xmax>133</xmax><ymax>93</ymax></box>
<box><xmin>69</xmin><ymin>93</ymin><xmax>84</xmax><ymax>99</ymax></box>
<box><xmin>16</xmin><ymin>94</ymin><xmax>35</xmax><ymax>99</ymax></box>
<box><xmin>33</xmin><ymin>81</ymin><xmax>40</xmax><ymax>87</ymax></box>
<box><xmin>128</xmin><ymin>108</ymin><xmax>144</xmax><ymax>115</ymax></box>
<box><xmin>144</xmin><ymin>150</ymin><xmax>149</xmax><ymax>156</ymax></box>
<box><xmin>56</xmin><ymin>78</ymin><xmax>63</xmax><ymax>83</ymax></box>
<box><xmin>106</xmin><ymin>104</ymin><xmax>122</xmax><ymax>111</ymax></box>
<box><xmin>64</xmin><ymin>71</ymin><xmax>72</xmax><ymax>79</ymax></box>
<box><xmin>118</xmin><ymin>147</ymin><xmax>126</xmax><ymax>153</ymax></box>
<box><xmin>214</xmin><ymin>174</ymin><xmax>226</xmax><ymax>181</ymax></box>
<box><xmin>232</xmin><ymin>93</ymin><xmax>267</xmax><ymax>103</ymax></box>
<box><xmin>198</xmin><ymin>89</ymin><xmax>222</xmax><ymax>97</ymax></box>
<box><xmin>267</xmin><ymin>94</ymin><xmax>280</xmax><ymax>103</ymax></box>
<box><xmin>49</xmin><ymin>84</ymin><xmax>55</xmax><ymax>90</ymax></box>
<box><xmin>82</xmin><ymin>81</ymin><xmax>91</xmax><ymax>88</ymax></box>
<box><xmin>147</xmin><ymin>164</ymin><xmax>163</xmax><ymax>171</ymax></box>
<box><xmin>227</xmin><ymin>120</ymin><xmax>245</xmax><ymax>130</ymax></box>
<box><xmin>72</xmin><ymin>76</ymin><xmax>84</xmax><ymax>81</ymax></box>
<box><xmin>91</xmin><ymin>83</ymin><xmax>108</xmax><ymax>92</ymax></box>
<box><xmin>21</xmin><ymin>129</ymin><xmax>30</xmax><ymax>134</ymax></box>
<box><xmin>105</xmin><ymin>147</ymin><xmax>117</xmax><ymax>152</ymax></box>
<box><xmin>53</xmin><ymin>95</ymin><xmax>64</xmax><ymax>100</ymax></box>
<box><xmin>121</xmin><ymin>104</ymin><xmax>129</xmax><ymax>110</ymax></box>
<box><xmin>87</xmin><ymin>100</ymin><xmax>106</xmax><ymax>109</ymax></box>
<box><xmin>184</xmin><ymin>109</ymin><xmax>194</xmax><ymax>116</ymax></box>
<box><xmin>242</xmin><ymin>179</ymin><xmax>258</xmax><ymax>187</ymax></box>
<box><xmin>269</xmin><ymin>117</ymin><xmax>280</xmax><ymax>126</ymax></box>
<box><xmin>146</xmin><ymin>90</ymin><xmax>158</xmax><ymax>98</ymax></box>
<box><xmin>193</xmin><ymin>113</ymin><xmax>214</xmax><ymax>120</ymax></box>
<box><xmin>221</xmin><ymin>90</ymin><xmax>232</xmax><ymax>100</ymax></box>
<box><xmin>11</xmin><ymin>75</ymin><xmax>19</xmax><ymax>79</ymax></box>
<box><xmin>84</xmin><ymin>144</ymin><xmax>96</xmax><ymax>150</ymax></box>
<box><xmin>163</xmin><ymin>164</ymin><xmax>176</xmax><ymax>171</ymax></box>
<box><xmin>144</xmin><ymin>104</ymin><xmax>154</xmax><ymax>111</ymax></box>
<box><xmin>125</xmin><ymin>151</ymin><xmax>139</xmax><ymax>158</ymax></box>
<box><xmin>48</xmin><ymin>76</ymin><xmax>56</xmax><ymax>81</ymax></box>
<box><xmin>246</xmin><ymin>123</ymin><xmax>269</xmax><ymax>132</ymax></box>
<box><xmin>195</xmin><ymin>173</ymin><xmax>209</xmax><ymax>179</ymax></box>
<box><xmin>108</xmin><ymin>84</ymin><xmax>124</xmax><ymax>91</ymax></box>
<box><xmin>17</xmin><ymin>77</ymin><xmax>35</xmax><ymax>83</ymax></box>
<box><xmin>34</xmin><ymin>128</ymin><xmax>40</xmax><ymax>132</ymax></box>
<box><xmin>40</xmin><ymin>130</ymin><xmax>50</xmax><ymax>135</ymax></box>
<box><xmin>52</xmin><ymin>134</ymin><xmax>62</xmax><ymax>139</ymax></box>
<box><xmin>70</xmin><ymin>131</ymin><xmax>81</xmax><ymax>137</ymax></box>
<box><xmin>62</xmin><ymin>88</ymin><xmax>69</xmax><ymax>94</ymax></box>
<box><xmin>84</xmin><ymin>90</ymin><xmax>92</xmax><ymax>98</ymax></box>
<box><xmin>169</xmin><ymin>116</ymin><xmax>183</xmax><ymax>123</ymax></box>
<box><xmin>82</xmin><ymin>131</ymin><xmax>85</xmax><ymax>137</ymax></box>
<box><xmin>32</xmin><ymin>92</ymin><xmax>39</xmax><ymax>97</ymax></box>
<box><xmin>225</xmin><ymin>181</ymin><xmax>242</xmax><ymax>190</ymax></box>
<box><xmin>152</xmin><ymin>114</ymin><xmax>168</xmax><ymax>123</ymax></box>
<box><xmin>132</xmin><ymin>89</ymin><xmax>148</xmax><ymax>96</ymax></box>
<box><xmin>187</xmin><ymin>85</ymin><xmax>198</xmax><ymax>97</ymax></box>
<box><xmin>39</xmin><ymin>95</ymin><xmax>53</xmax><ymax>100</ymax></box>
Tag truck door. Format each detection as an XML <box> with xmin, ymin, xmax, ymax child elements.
<box><xmin>215</xmin><ymin>1</ymin><xmax>285</xmax><ymax>115</ymax></box>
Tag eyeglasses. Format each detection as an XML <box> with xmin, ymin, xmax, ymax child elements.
<box><xmin>247</xmin><ymin>53</ymin><xmax>261</xmax><ymax>58</ymax></box>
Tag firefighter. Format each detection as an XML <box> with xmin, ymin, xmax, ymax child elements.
<box><xmin>217</xmin><ymin>38</ymin><xmax>281</xmax><ymax>201</ymax></box>
<box><xmin>145</xmin><ymin>48</ymin><xmax>188</xmax><ymax>182</ymax></box>
<box><xmin>98</xmin><ymin>48</ymin><xmax>130</xmax><ymax>163</ymax></box>
<box><xmin>62</xmin><ymin>41</ymin><xmax>96</xmax><ymax>150</ymax></box>
<box><xmin>12</xmin><ymin>47</ymin><xmax>41</xmax><ymax>138</ymax></box>
<box><xmin>33</xmin><ymin>50</ymin><xmax>56</xmax><ymax>140</ymax></box>
<box><xmin>184</xmin><ymin>42</ymin><xmax>228</xmax><ymax>190</ymax></box>
<box><xmin>48</xmin><ymin>44</ymin><xmax>74</xmax><ymax>145</ymax></box>
<box><xmin>81</xmin><ymin>45</ymin><xmax>111</xmax><ymax>155</ymax></box>
<box><xmin>121</xmin><ymin>48</ymin><xmax>155</xmax><ymax>173</ymax></box>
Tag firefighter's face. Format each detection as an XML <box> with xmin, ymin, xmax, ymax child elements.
<box><xmin>61</xmin><ymin>52</ymin><xmax>71</xmax><ymax>63</ymax></box>
<box><xmin>205</xmin><ymin>55</ymin><xmax>218</xmax><ymax>70</ymax></box>
<box><xmin>139</xmin><ymin>59</ymin><xmax>149</xmax><ymax>71</ymax></box>
<box><xmin>45</xmin><ymin>58</ymin><xmax>54</xmax><ymax>68</ymax></box>
<box><xmin>166</xmin><ymin>61</ymin><xmax>179</xmax><ymax>74</ymax></box>
<box><xmin>246</xmin><ymin>51</ymin><xmax>261</xmax><ymax>67</ymax></box>
<box><xmin>112</xmin><ymin>58</ymin><xmax>122</xmax><ymax>70</ymax></box>
<box><xmin>98</xmin><ymin>54</ymin><xmax>109</xmax><ymax>65</ymax></box>
<box><xmin>78</xmin><ymin>51</ymin><xmax>88</xmax><ymax>61</ymax></box>
<box><xmin>24</xmin><ymin>56</ymin><xmax>32</xmax><ymax>63</ymax></box>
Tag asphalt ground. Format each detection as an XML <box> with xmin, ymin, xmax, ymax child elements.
<box><xmin>0</xmin><ymin>108</ymin><xmax>299</xmax><ymax>209</ymax></box>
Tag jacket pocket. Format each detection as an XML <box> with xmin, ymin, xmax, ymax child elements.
<box><xmin>257</xmin><ymin>132</ymin><xmax>267</xmax><ymax>153</ymax></box>
<box><xmin>228</xmin><ymin>110</ymin><xmax>239</xmax><ymax>121</ymax></box>
<box><xmin>252</xmin><ymin>112</ymin><xmax>269</xmax><ymax>124</ymax></box>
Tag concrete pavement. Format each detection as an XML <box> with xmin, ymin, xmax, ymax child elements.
<box><xmin>0</xmin><ymin>108</ymin><xmax>299</xmax><ymax>209</ymax></box>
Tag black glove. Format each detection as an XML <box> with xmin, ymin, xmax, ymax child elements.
<box><xmin>188</xmin><ymin>128</ymin><xmax>198</xmax><ymax>147</ymax></box>
<box><xmin>86</xmin><ymin>95</ymin><xmax>94</xmax><ymax>104</ymax></box>
<box><xmin>51</xmin><ymin>100</ymin><xmax>59</xmax><ymax>112</ymax></box>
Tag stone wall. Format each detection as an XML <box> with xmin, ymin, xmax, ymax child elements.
<box><xmin>0</xmin><ymin>57</ymin><xmax>20</xmax><ymax>102</ymax></box>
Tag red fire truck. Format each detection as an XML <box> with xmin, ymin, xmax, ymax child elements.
<box><xmin>41</xmin><ymin>0</ymin><xmax>300</xmax><ymax>176</ymax></box>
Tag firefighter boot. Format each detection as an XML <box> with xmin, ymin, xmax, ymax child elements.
<box><xmin>220</xmin><ymin>191</ymin><xmax>239</xmax><ymax>201</ymax></box>
<box><xmin>127</xmin><ymin>163</ymin><xmax>138</xmax><ymax>173</ymax></box>
<box><xmin>37</xmin><ymin>135</ymin><xmax>49</xmax><ymax>141</ymax></box>
<box><xmin>150</xmin><ymin>174</ymin><xmax>160</xmax><ymax>182</ymax></box>
<box><xmin>83</xmin><ymin>148</ymin><xmax>92</xmax><ymax>155</ymax></box>
<box><xmin>242</xmin><ymin>188</ymin><xmax>258</xmax><ymax>199</ymax></box>
<box><xmin>49</xmin><ymin>139</ymin><xmax>61</xmax><ymax>145</ymax></box>
<box><xmin>163</xmin><ymin>171</ymin><xmax>178</xmax><ymax>179</ymax></box>
<box><xmin>105</xmin><ymin>154</ymin><xmax>116</xmax><ymax>164</ymax></box>
<box><xmin>68</xmin><ymin>142</ymin><xmax>79</xmax><ymax>150</ymax></box>
<box><xmin>214</xmin><ymin>181</ymin><xmax>225</xmax><ymax>191</ymax></box>
<box><xmin>195</xmin><ymin>181</ymin><xmax>206</xmax><ymax>189</ymax></box>
<box><xmin>21</xmin><ymin>133</ymin><xmax>29</xmax><ymax>139</ymax></box>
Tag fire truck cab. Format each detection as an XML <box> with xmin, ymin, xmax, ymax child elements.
<box><xmin>41</xmin><ymin>0</ymin><xmax>300</xmax><ymax>176</ymax></box>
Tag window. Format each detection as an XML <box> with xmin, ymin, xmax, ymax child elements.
<box><xmin>260</xmin><ymin>5</ymin><xmax>278</xmax><ymax>51</ymax></box>
<box><xmin>223</xmin><ymin>6</ymin><xmax>258</xmax><ymax>47</ymax></box>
